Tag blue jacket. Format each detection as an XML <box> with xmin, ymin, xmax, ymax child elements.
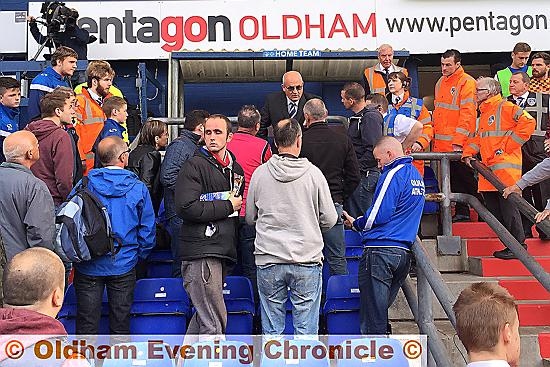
<box><xmin>353</xmin><ymin>156</ymin><xmax>425</xmax><ymax>249</ymax></box>
<box><xmin>28</xmin><ymin>67</ymin><xmax>70</xmax><ymax>123</ymax></box>
<box><xmin>74</xmin><ymin>167</ymin><xmax>156</xmax><ymax>276</ymax></box>
<box><xmin>93</xmin><ymin>118</ymin><xmax>127</xmax><ymax>168</ymax></box>
<box><xmin>0</xmin><ymin>104</ymin><xmax>19</xmax><ymax>163</ymax></box>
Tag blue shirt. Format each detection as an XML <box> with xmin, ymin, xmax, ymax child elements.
<box><xmin>28</xmin><ymin>67</ymin><xmax>69</xmax><ymax>124</ymax></box>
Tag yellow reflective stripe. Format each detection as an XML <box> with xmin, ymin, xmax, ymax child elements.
<box><xmin>495</xmin><ymin>101</ymin><xmax>505</xmax><ymax>131</ymax></box>
<box><xmin>420</xmin><ymin>133</ymin><xmax>431</xmax><ymax>142</ymax></box>
<box><xmin>513</xmin><ymin>108</ymin><xmax>523</xmax><ymax>121</ymax></box>
<box><xmin>367</xmin><ymin>68</ymin><xmax>385</xmax><ymax>94</ymax></box>
<box><xmin>490</xmin><ymin>163</ymin><xmax>522</xmax><ymax>171</ymax></box>
<box><xmin>85</xmin><ymin>153</ymin><xmax>94</xmax><ymax>159</ymax></box>
<box><xmin>468</xmin><ymin>143</ymin><xmax>480</xmax><ymax>152</ymax></box>
<box><xmin>434</xmin><ymin>102</ymin><xmax>460</xmax><ymax>111</ymax></box>
<box><xmin>419</xmin><ymin>117</ymin><xmax>431</xmax><ymax>124</ymax></box>
<box><xmin>460</xmin><ymin>98</ymin><xmax>475</xmax><ymax>105</ymax></box>
<box><xmin>81</xmin><ymin>99</ymin><xmax>104</xmax><ymax>125</ymax></box>
<box><xmin>435</xmin><ymin>134</ymin><xmax>453</xmax><ymax>141</ymax></box>
<box><xmin>456</xmin><ymin>127</ymin><xmax>470</xmax><ymax>136</ymax></box>
<box><xmin>510</xmin><ymin>132</ymin><xmax>527</xmax><ymax>145</ymax></box>
<box><xmin>479</xmin><ymin>130</ymin><xmax>512</xmax><ymax>138</ymax></box>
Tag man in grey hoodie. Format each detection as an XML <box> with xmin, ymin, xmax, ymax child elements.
<box><xmin>246</xmin><ymin>118</ymin><xmax>337</xmax><ymax>335</ymax></box>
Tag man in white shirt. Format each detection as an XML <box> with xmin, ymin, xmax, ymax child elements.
<box><xmin>453</xmin><ymin>282</ymin><xmax>520</xmax><ymax>367</ymax></box>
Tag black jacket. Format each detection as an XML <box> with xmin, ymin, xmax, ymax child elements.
<box><xmin>175</xmin><ymin>147</ymin><xmax>245</xmax><ymax>262</ymax></box>
<box><xmin>348</xmin><ymin>106</ymin><xmax>384</xmax><ymax>173</ymax></box>
<box><xmin>127</xmin><ymin>144</ymin><xmax>162</xmax><ymax>213</ymax></box>
<box><xmin>29</xmin><ymin>22</ymin><xmax>94</xmax><ymax>60</ymax></box>
<box><xmin>300</xmin><ymin>122</ymin><xmax>361</xmax><ymax>204</ymax></box>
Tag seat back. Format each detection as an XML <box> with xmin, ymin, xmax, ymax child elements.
<box><xmin>146</xmin><ymin>250</ymin><xmax>174</xmax><ymax>278</ymax></box>
<box><xmin>102</xmin><ymin>341</ymin><xmax>175</xmax><ymax>367</ymax></box>
<box><xmin>223</xmin><ymin>276</ymin><xmax>255</xmax><ymax>335</ymax></box>
<box><xmin>323</xmin><ymin>275</ymin><xmax>361</xmax><ymax>335</ymax></box>
<box><xmin>261</xmin><ymin>339</ymin><xmax>330</xmax><ymax>367</ymax></box>
<box><xmin>183</xmin><ymin>340</ymin><xmax>253</xmax><ymax>367</ymax></box>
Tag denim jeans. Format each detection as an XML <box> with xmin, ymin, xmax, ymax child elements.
<box><xmin>168</xmin><ymin>216</ymin><xmax>183</xmax><ymax>277</ymax></box>
<box><xmin>322</xmin><ymin>203</ymin><xmax>347</xmax><ymax>276</ymax></box>
<box><xmin>74</xmin><ymin>268</ymin><xmax>136</xmax><ymax>335</ymax></box>
<box><xmin>358</xmin><ymin>247</ymin><xmax>411</xmax><ymax>335</ymax></box>
<box><xmin>257</xmin><ymin>263</ymin><xmax>322</xmax><ymax>335</ymax></box>
<box><xmin>237</xmin><ymin>218</ymin><xmax>258</xmax><ymax>304</ymax></box>
<box><xmin>345</xmin><ymin>170</ymin><xmax>380</xmax><ymax>218</ymax></box>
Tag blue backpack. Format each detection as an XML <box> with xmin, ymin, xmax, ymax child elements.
<box><xmin>55</xmin><ymin>177</ymin><xmax>121</xmax><ymax>263</ymax></box>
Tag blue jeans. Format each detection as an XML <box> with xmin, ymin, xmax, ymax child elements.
<box><xmin>358</xmin><ymin>247</ymin><xmax>411</xmax><ymax>335</ymax></box>
<box><xmin>168</xmin><ymin>216</ymin><xmax>183</xmax><ymax>277</ymax></box>
<box><xmin>238</xmin><ymin>218</ymin><xmax>258</xmax><ymax>303</ymax></box>
<box><xmin>257</xmin><ymin>263</ymin><xmax>322</xmax><ymax>335</ymax></box>
<box><xmin>345</xmin><ymin>170</ymin><xmax>380</xmax><ymax>218</ymax></box>
<box><xmin>322</xmin><ymin>203</ymin><xmax>347</xmax><ymax>276</ymax></box>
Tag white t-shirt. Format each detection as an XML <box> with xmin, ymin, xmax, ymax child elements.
<box><xmin>386</xmin><ymin>114</ymin><xmax>419</xmax><ymax>143</ymax></box>
<box><xmin>467</xmin><ymin>361</ymin><xmax>511</xmax><ymax>367</ymax></box>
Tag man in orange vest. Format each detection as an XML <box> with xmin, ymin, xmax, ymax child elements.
<box><xmin>362</xmin><ymin>44</ymin><xmax>408</xmax><ymax>96</ymax></box>
<box><xmin>74</xmin><ymin>62</ymin><xmax>114</xmax><ymax>173</ymax></box>
<box><xmin>433</xmin><ymin>49</ymin><xmax>479</xmax><ymax>222</ymax></box>
<box><xmin>462</xmin><ymin>77</ymin><xmax>535</xmax><ymax>260</ymax></box>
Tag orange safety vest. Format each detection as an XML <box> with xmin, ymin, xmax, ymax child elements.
<box><xmin>432</xmin><ymin>67</ymin><xmax>476</xmax><ymax>152</ymax></box>
<box><xmin>363</xmin><ymin>65</ymin><xmax>408</xmax><ymax>95</ymax></box>
<box><xmin>463</xmin><ymin>95</ymin><xmax>535</xmax><ymax>191</ymax></box>
<box><xmin>74</xmin><ymin>88</ymin><xmax>110</xmax><ymax>174</ymax></box>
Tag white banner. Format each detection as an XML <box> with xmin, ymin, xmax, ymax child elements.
<box><xmin>28</xmin><ymin>0</ymin><xmax>550</xmax><ymax>60</ymax></box>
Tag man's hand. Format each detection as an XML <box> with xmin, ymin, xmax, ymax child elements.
<box><xmin>411</xmin><ymin>142</ymin><xmax>423</xmax><ymax>153</ymax></box>
<box><xmin>535</xmin><ymin>209</ymin><xmax>550</xmax><ymax>223</ymax></box>
<box><xmin>452</xmin><ymin>144</ymin><xmax>463</xmax><ymax>152</ymax></box>
<box><xmin>461</xmin><ymin>156</ymin><xmax>474</xmax><ymax>168</ymax></box>
<box><xmin>229</xmin><ymin>195</ymin><xmax>242</xmax><ymax>211</ymax></box>
<box><xmin>27</xmin><ymin>16</ymin><xmax>36</xmax><ymax>23</ymax></box>
<box><xmin>342</xmin><ymin>210</ymin><xmax>355</xmax><ymax>229</ymax></box>
<box><xmin>503</xmin><ymin>184</ymin><xmax>522</xmax><ymax>199</ymax></box>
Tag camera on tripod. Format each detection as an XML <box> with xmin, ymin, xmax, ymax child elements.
<box><xmin>39</xmin><ymin>1</ymin><xmax>79</xmax><ymax>35</ymax></box>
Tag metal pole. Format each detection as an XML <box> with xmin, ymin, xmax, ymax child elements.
<box><xmin>168</xmin><ymin>56</ymin><xmax>180</xmax><ymax>141</ymax></box>
<box><xmin>440</xmin><ymin>156</ymin><xmax>452</xmax><ymax>236</ymax></box>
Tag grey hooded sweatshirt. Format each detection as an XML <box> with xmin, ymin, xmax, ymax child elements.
<box><xmin>517</xmin><ymin>157</ymin><xmax>550</xmax><ymax>209</ymax></box>
<box><xmin>246</xmin><ymin>154</ymin><xmax>338</xmax><ymax>266</ymax></box>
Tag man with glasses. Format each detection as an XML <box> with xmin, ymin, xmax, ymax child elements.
<box><xmin>73</xmin><ymin>135</ymin><xmax>155</xmax><ymax>337</ymax></box>
<box><xmin>462</xmin><ymin>77</ymin><xmax>535</xmax><ymax>260</ymax></box>
<box><xmin>259</xmin><ymin>71</ymin><xmax>319</xmax><ymax>142</ymax></box>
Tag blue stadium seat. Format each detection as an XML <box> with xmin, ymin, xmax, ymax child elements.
<box><xmin>323</xmin><ymin>275</ymin><xmax>361</xmax><ymax>335</ymax></box>
<box><xmin>335</xmin><ymin>338</ymin><xmax>411</xmax><ymax>366</ymax></box>
<box><xmin>102</xmin><ymin>341</ymin><xmax>175</xmax><ymax>367</ymax></box>
<box><xmin>184</xmin><ymin>340</ymin><xmax>253</xmax><ymax>367</ymax></box>
<box><xmin>423</xmin><ymin>166</ymin><xmax>440</xmax><ymax>214</ymax></box>
<box><xmin>345</xmin><ymin>246</ymin><xmax>363</xmax><ymax>276</ymax></box>
<box><xmin>130</xmin><ymin>278</ymin><xmax>190</xmax><ymax>338</ymax></box>
<box><xmin>146</xmin><ymin>250</ymin><xmax>174</xmax><ymax>278</ymax></box>
<box><xmin>58</xmin><ymin>284</ymin><xmax>109</xmax><ymax>336</ymax></box>
<box><xmin>345</xmin><ymin>230</ymin><xmax>362</xmax><ymax>247</ymax></box>
<box><xmin>261</xmin><ymin>339</ymin><xmax>330</xmax><ymax>366</ymax></box>
<box><xmin>223</xmin><ymin>276</ymin><xmax>255</xmax><ymax>335</ymax></box>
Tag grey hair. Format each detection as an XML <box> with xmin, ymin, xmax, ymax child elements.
<box><xmin>303</xmin><ymin>98</ymin><xmax>328</xmax><ymax>121</ymax></box>
<box><xmin>477</xmin><ymin>77</ymin><xmax>502</xmax><ymax>96</ymax></box>
<box><xmin>3</xmin><ymin>139</ymin><xmax>31</xmax><ymax>163</ymax></box>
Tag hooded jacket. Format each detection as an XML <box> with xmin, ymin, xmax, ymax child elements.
<box><xmin>74</xmin><ymin>167</ymin><xmax>156</xmax><ymax>276</ymax></box>
<box><xmin>246</xmin><ymin>154</ymin><xmax>337</xmax><ymax>266</ymax></box>
<box><xmin>175</xmin><ymin>147</ymin><xmax>245</xmax><ymax>262</ymax></box>
<box><xmin>26</xmin><ymin>119</ymin><xmax>74</xmax><ymax>206</ymax></box>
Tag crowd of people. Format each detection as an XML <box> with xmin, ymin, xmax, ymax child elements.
<box><xmin>1</xmin><ymin>40</ymin><xmax>549</xmax><ymax>367</ymax></box>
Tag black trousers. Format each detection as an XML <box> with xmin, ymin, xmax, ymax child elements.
<box><xmin>450</xmin><ymin>160</ymin><xmax>482</xmax><ymax>217</ymax></box>
<box><xmin>483</xmin><ymin>191</ymin><xmax>526</xmax><ymax>245</ymax></box>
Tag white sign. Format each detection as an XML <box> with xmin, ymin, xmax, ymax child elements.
<box><xmin>28</xmin><ymin>1</ymin><xmax>549</xmax><ymax>60</ymax></box>
<box><xmin>2</xmin><ymin>11</ymin><xmax>28</xmax><ymax>53</ymax></box>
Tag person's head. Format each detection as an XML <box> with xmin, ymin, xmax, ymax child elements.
<box><xmin>365</xmin><ymin>93</ymin><xmax>389</xmax><ymax>114</ymax></box>
<box><xmin>476</xmin><ymin>77</ymin><xmax>501</xmax><ymax>104</ymax></box>
<box><xmin>303</xmin><ymin>98</ymin><xmax>328</xmax><ymax>127</ymax></box>
<box><xmin>184</xmin><ymin>109</ymin><xmax>210</xmax><ymax>135</ymax></box>
<box><xmin>453</xmin><ymin>282</ymin><xmax>520</xmax><ymax>366</ymax></box>
<box><xmin>378</xmin><ymin>44</ymin><xmax>394</xmax><ymax>69</ymax></box>
<box><xmin>531</xmin><ymin>52</ymin><xmax>550</xmax><ymax>79</ymax></box>
<box><xmin>387</xmin><ymin>71</ymin><xmax>411</xmax><ymax>95</ymax></box>
<box><xmin>50</xmin><ymin>46</ymin><xmax>78</xmax><ymax>77</ymax></box>
<box><xmin>0</xmin><ymin>77</ymin><xmax>21</xmax><ymax>108</ymax></box>
<box><xmin>138</xmin><ymin>119</ymin><xmax>168</xmax><ymax>150</ymax></box>
<box><xmin>511</xmin><ymin>42</ymin><xmax>531</xmax><ymax>69</ymax></box>
<box><xmin>204</xmin><ymin>114</ymin><xmax>233</xmax><ymax>155</ymax></box>
<box><xmin>274</xmin><ymin>118</ymin><xmax>302</xmax><ymax>155</ymax></box>
<box><xmin>237</xmin><ymin>105</ymin><xmax>261</xmax><ymax>134</ymax></box>
<box><xmin>509</xmin><ymin>72</ymin><xmax>530</xmax><ymax>97</ymax></box>
<box><xmin>97</xmin><ymin>136</ymin><xmax>129</xmax><ymax>167</ymax></box>
<box><xmin>373</xmin><ymin>136</ymin><xmax>404</xmax><ymax>169</ymax></box>
<box><xmin>341</xmin><ymin>82</ymin><xmax>366</xmax><ymax>111</ymax></box>
<box><xmin>2</xmin><ymin>130</ymin><xmax>40</xmax><ymax>168</ymax></box>
<box><xmin>40</xmin><ymin>86</ymin><xmax>77</xmax><ymax>125</ymax></box>
<box><xmin>86</xmin><ymin>62</ymin><xmax>115</xmax><ymax>98</ymax></box>
<box><xmin>2</xmin><ymin>248</ymin><xmax>65</xmax><ymax>318</ymax></box>
<box><xmin>441</xmin><ymin>49</ymin><xmax>462</xmax><ymax>77</ymax></box>
<box><xmin>282</xmin><ymin>71</ymin><xmax>304</xmax><ymax>103</ymax></box>
<box><xmin>102</xmin><ymin>96</ymin><xmax>127</xmax><ymax>123</ymax></box>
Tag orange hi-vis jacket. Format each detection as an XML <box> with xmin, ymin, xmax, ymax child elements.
<box><xmin>463</xmin><ymin>94</ymin><xmax>535</xmax><ymax>192</ymax></box>
<box><xmin>363</xmin><ymin>65</ymin><xmax>408</xmax><ymax>95</ymax></box>
<box><xmin>74</xmin><ymin>87</ymin><xmax>110</xmax><ymax>173</ymax></box>
<box><xmin>432</xmin><ymin>67</ymin><xmax>476</xmax><ymax>152</ymax></box>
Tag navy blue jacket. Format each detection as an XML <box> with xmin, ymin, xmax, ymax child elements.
<box><xmin>28</xmin><ymin>67</ymin><xmax>70</xmax><ymax>123</ymax></box>
<box><xmin>0</xmin><ymin>104</ymin><xmax>19</xmax><ymax>163</ymax></box>
<box><xmin>353</xmin><ymin>156</ymin><xmax>425</xmax><ymax>249</ymax></box>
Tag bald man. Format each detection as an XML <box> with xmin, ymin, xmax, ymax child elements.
<box><xmin>259</xmin><ymin>71</ymin><xmax>319</xmax><ymax>142</ymax></box>
<box><xmin>0</xmin><ymin>131</ymin><xmax>55</xmax><ymax>262</ymax></box>
<box><xmin>73</xmin><ymin>136</ymin><xmax>155</xmax><ymax>335</ymax></box>
<box><xmin>343</xmin><ymin>136</ymin><xmax>425</xmax><ymax>335</ymax></box>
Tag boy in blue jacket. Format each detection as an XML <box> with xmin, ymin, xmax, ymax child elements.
<box><xmin>93</xmin><ymin>96</ymin><xmax>128</xmax><ymax>167</ymax></box>
<box><xmin>343</xmin><ymin>136</ymin><xmax>425</xmax><ymax>335</ymax></box>
<box><xmin>0</xmin><ymin>77</ymin><xmax>21</xmax><ymax>163</ymax></box>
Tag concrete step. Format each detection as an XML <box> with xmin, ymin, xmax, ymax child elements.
<box><xmin>499</xmin><ymin>279</ymin><xmax>550</xmax><ymax>301</ymax></box>
<box><xmin>540</xmin><ymin>333</ymin><xmax>550</xmax><ymax>359</ymax></box>
<box><xmin>469</xmin><ymin>256</ymin><xmax>550</xmax><ymax>277</ymax></box>
<box><xmin>517</xmin><ymin>301</ymin><xmax>550</xmax><ymax>327</ymax></box>
<box><xmin>453</xmin><ymin>222</ymin><xmax>497</xmax><ymax>238</ymax></box>
<box><xmin>466</xmin><ymin>238</ymin><xmax>550</xmax><ymax>257</ymax></box>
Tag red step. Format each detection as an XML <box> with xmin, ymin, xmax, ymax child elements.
<box><xmin>539</xmin><ymin>333</ymin><xmax>550</xmax><ymax>359</ymax></box>
<box><xmin>466</xmin><ymin>238</ymin><xmax>550</xmax><ymax>257</ymax></box>
<box><xmin>498</xmin><ymin>279</ymin><xmax>550</xmax><ymax>301</ymax></box>
<box><xmin>517</xmin><ymin>302</ymin><xmax>550</xmax><ymax>326</ymax></box>
<box><xmin>469</xmin><ymin>257</ymin><xmax>550</xmax><ymax>277</ymax></box>
<box><xmin>453</xmin><ymin>222</ymin><xmax>497</xmax><ymax>238</ymax></box>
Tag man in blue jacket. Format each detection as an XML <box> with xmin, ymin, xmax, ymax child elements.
<box><xmin>0</xmin><ymin>77</ymin><xmax>21</xmax><ymax>163</ymax></box>
<box><xmin>73</xmin><ymin>136</ymin><xmax>155</xmax><ymax>336</ymax></box>
<box><xmin>343</xmin><ymin>136</ymin><xmax>425</xmax><ymax>335</ymax></box>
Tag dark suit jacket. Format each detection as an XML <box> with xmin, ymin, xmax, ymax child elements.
<box><xmin>259</xmin><ymin>91</ymin><xmax>319</xmax><ymax>140</ymax></box>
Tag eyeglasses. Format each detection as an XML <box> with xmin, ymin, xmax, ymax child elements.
<box><xmin>118</xmin><ymin>149</ymin><xmax>130</xmax><ymax>160</ymax></box>
<box><xmin>285</xmin><ymin>85</ymin><xmax>303</xmax><ymax>92</ymax></box>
